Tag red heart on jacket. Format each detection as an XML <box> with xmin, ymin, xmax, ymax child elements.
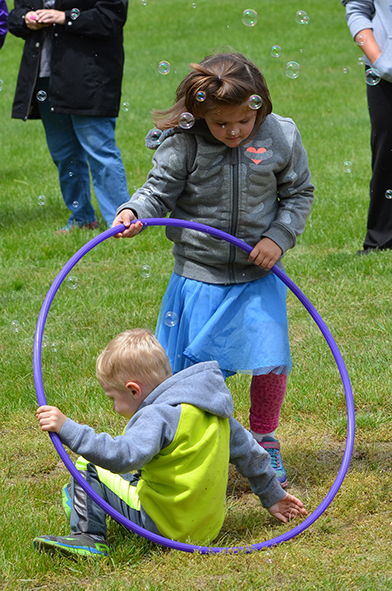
<box><xmin>246</xmin><ymin>146</ymin><xmax>266</xmax><ymax>164</ymax></box>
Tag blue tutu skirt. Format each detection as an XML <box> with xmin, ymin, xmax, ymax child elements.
<box><xmin>155</xmin><ymin>273</ymin><xmax>292</xmax><ymax>378</ymax></box>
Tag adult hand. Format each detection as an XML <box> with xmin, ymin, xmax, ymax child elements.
<box><xmin>267</xmin><ymin>492</ymin><xmax>308</xmax><ymax>523</ymax></box>
<box><xmin>36</xmin><ymin>405</ymin><xmax>67</xmax><ymax>434</ymax></box>
<box><xmin>111</xmin><ymin>209</ymin><xmax>143</xmax><ymax>238</ymax></box>
<box><xmin>35</xmin><ymin>9</ymin><xmax>66</xmax><ymax>25</ymax></box>
<box><xmin>248</xmin><ymin>237</ymin><xmax>282</xmax><ymax>270</ymax></box>
<box><xmin>25</xmin><ymin>11</ymin><xmax>48</xmax><ymax>29</ymax></box>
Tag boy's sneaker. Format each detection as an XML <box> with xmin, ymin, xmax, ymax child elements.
<box><xmin>62</xmin><ymin>483</ymin><xmax>72</xmax><ymax>520</ymax></box>
<box><xmin>259</xmin><ymin>436</ymin><xmax>288</xmax><ymax>488</ymax></box>
<box><xmin>33</xmin><ymin>533</ymin><xmax>109</xmax><ymax>557</ymax></box>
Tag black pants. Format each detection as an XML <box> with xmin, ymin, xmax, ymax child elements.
<box><xmin>364</xmin><ymin>75</ymin><xmax>392</xmax><ymax>250</ymax></box>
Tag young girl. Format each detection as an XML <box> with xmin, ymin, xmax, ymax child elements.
<box><xmin>112</xmin><ymin>52</ymin><xmax>314</xmax><ymax>488</ymax></box>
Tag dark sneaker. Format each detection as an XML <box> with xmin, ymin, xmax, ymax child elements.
<box><xmin>62</xmin><ymin>483</ymin><xmax>72</xmax><ymax>520</ymax></box>
<box><xmin>259</xmin><ymin>436</ymin><xmax>288</xmax><ymax>488</ymax></box>
<box><xmin>33</xmin><ymin>533</ymin><xmax>109</xmax><ymax>557</ymax></box>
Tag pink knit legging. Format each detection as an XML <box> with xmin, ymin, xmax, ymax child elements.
<box><xmin>249</xmin><ymin>373</ymin><xmax>287</xmax><ymax>434</ymax></box>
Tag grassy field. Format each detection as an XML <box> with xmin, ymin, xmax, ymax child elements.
<box><xmin>2</xmin><ymin>0</ymin><xmax>392</xmax><ymax>589</ymax></box>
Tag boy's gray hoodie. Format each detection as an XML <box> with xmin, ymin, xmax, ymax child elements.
<box><xmin>59</xmin><ymin>361</ymin><xmax>285</xmax><ymax>511</ymax></box>
<box><xmin>117</xmin><ymin>115</ymin><xmax>314</xmax><ymax>285</ymax></box>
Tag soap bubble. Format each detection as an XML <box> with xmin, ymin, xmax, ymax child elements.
<box><xmin>242</xmin><ymin>9</ymin><xmax>258</xmax><ymax>27</ymax></box>
<box><xmin>164</xmin><ymin>311</ymin><xmax>179</xmax><ymax>327</ymax></box>
<box><xmin>72</xmin><ymin>200</ymin><xmax>79</xmax><ymax>209</ymax></box>
<box><xmin>36</xmin><ymin>90</ymin><xmax>47</xmax><ymax>102</ymax></box>
<box><xmin>121</xmin><ymin>102</ymin><xmax>130</xmax><ymax>112</ymax></box>
<box><xmin>358</xmin><ymin>56</ymin><xmax>365</xmax><ymax>66</ymax></box>
<box><xmin>385</xmin><ymin>189</ymin><xmax>392</xmax><ymax>200</ymax></box>
<box><xmin>158</xmin><ymin>60</ymin><xmax>170</xmax><ymax>75</ymax></box>
<box><xmin>196</xmin><ymin>91</ymin><xmax>206</xmax><ymax>102</ymax></box>
<box><xmin>37</xmin><ymin>195</ymin><xmax>46</xmax><ymax>206</ymax></box>
<box><xmin>70</xmin><ymin>8</ymin><xmax>80</xmax><ymax>19</ymax></box>
<box><xmin>248</xmin><ymin>95</ymin><xmax>262</xmax><ymax>110</ymax></box>
<box><xmin>192</xmin><ymin>2</ymin><xmax>196</xmax><ymax>7</ymax></box>
<box><xmin>285</xmin><ymin>61</ymin><xmax>300</xmax><ymax>79</ymax></box>
<box><xmin>141</xmin><ymin>264</ymin><xmax>151</xmax><ymax>278</ymax></box>
<box><xmin>42</xmin><ymin>335</ymin><xmax>50</xmax><ymax>348</ymax></box>
<box><xmin>295</xmin><ymin>10</ymin><xmax>309</xmax><ymax>24</ymax></box>
<box><xmin>342</xmin><ymin>67</ymin><xmax>348</xmax><ymax>74</ymax></box>
<box><xmin>67</xmin><ymin>275</ymin><xmax>78</xmax><ymax>289</ymax></box>
<box><xmin>178</xmin><ymin>112</ymin><xmax>195</xmax><ymax>129</ymax></box>
<box><xmin>0</xmin><ymin>79</ymin><xmax>3</xmax><ymax>91</ymax></box>
<box><xmin>356</xmin><ymin>33</ymin><xmax>367</xmax><ymax>46</ymax></box>
<box><xmin>365</xmin><ymin>68</ymin><xmax>381</xmax><ymax>86</ymax></box>
<box><xmin>271</xmin><ymin>45</ymin><xmax>281</xmax><ymax>58</ymax></box>
<box><xmin>263</xmin><ymin>550</ymin><xmax>273</xmax><ymax>564</ymax></box>
<box><xmin>68</xmin><ymin>171</ymin><xmax>74</xmax><ymax>177</ymax></box>
<box><xmin>151</xmin><ymin>129</ymin><xmax>163</xmax><ymax>144</ymax></box>
<box><xmin>141</xmin><ymin>0</ymin><xmax>147</xmax><ymax>5</ymax></box>
<box><xmin>51</xmin><ymin>342</ymin><xmax>58</xmax><ymax>353</ymax></box>
<box><xmin>10</xmin><ymin>320</ymin><xmax>20</xmax><ymax>333</ymax></box>
<box><xmin>343</xmin><ymin>161</ymin><xmax>352</xmax><ymax>173</ymax></box>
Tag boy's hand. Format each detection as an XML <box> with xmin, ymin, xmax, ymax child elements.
<box><xmin>36</xmin><ymin>405</ymin><xmax>67</xmax><ymax>434</ymax></box>
<box><xmin>111</xmin><ymin>209</ymin><xmax>143</xmax><ymax>238</ymax></box>
<box><xmin>267</xmin><ymin>493</ymin><xmax>307</xmax><ymax>523</ymax></box>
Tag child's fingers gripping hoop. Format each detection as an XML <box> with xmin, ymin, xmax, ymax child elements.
<box><xmin>33</xmin><ymin>219</ymin><xmax>355</xmax><ymax>554</ymax></box>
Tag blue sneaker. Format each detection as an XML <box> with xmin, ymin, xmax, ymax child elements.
<box><xmin>33</xmin><ymin>533</ymin><xmax>109</xmax><ymax>557</ymax></box>
<box><xmin>260</xmin><ymin>436</ymin><xmax>288</xmax><ymax>488</ymax></box>
<box><xmin>62</xmin><ymin>483</ymin><xmax>72</xmax><ymax>520</ymax></box>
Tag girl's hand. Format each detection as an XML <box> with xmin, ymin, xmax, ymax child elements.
<box><xmin>248</xmin><ymin>237</ymin><xmax>282</xmax><ymax>270</ymax></box>
<box><xmin>35</xmin><ymin>9</ymin><xmax>66</xmax><ymax>25</ymax></box>
<box><xmin>267</xmin><ymin>493</ymin><xmax>307</xmax><ymax>523</ymax></box>
<box><xmin>111</xmin><ymin>209</ymin><xmax>143</xmax><ymax>238</ymax></box>
<box><xmin>36</xmin><ymin>405</ymin><xmax>67</xmax><ymax>434</ymax></box>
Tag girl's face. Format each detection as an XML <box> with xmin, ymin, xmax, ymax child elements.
<box><xmin>203</xmin><ymin>102</ymin><xmax>257</xmax><ymax>147</ymax></box>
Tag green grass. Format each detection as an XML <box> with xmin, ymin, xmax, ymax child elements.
<box><xmin>2</xmin><ymin>0</ymin><xmax>392</xmax><ymax>589</ymax></box>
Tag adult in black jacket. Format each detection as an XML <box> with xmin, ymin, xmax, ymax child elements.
<box><xmin>8</xmin><ymin>0</ymin><xmax>130</xmax><ymax>231</ymax></box>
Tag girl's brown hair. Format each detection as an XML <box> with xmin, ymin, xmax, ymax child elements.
<box><xmin>152</xmin><ymin>52</ymin><xmax>272</xmax><ymax>135</ymax></box>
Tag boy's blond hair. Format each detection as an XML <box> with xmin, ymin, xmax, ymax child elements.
<box><xmin>96</xmin><ymin>328</ymin><xmax>172</xmax><ymax>391</ymax></box>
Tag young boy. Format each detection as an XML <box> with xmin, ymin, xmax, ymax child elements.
<box><xmin>35</xmin><ymin>328</ymin><xmax>307</xmax><ymax>557</ymax></box>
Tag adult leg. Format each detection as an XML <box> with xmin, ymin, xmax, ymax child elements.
<box><xmin>72</xmin><ymin>116</ymin><xmax>130</xmax><ymax>226</ymax></box>
<box><xmin>35</xmin><ymin>78</ymin><xmax>96</xmax><ymax>227</ymax></box>
<box><xmin>364</xmin><ymin>77</ymin><xmax>392</xmax><ymax>250</ymax></box>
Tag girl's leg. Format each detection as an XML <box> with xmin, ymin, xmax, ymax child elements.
<box><xmin>249</xmin><ymin>372</ymin><xmax>288</xmax><ymax>487</ymax></box>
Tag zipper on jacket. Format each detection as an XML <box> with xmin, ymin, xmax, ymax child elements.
<box><xmin>228</xmin><ymin>147</ymin><xmax>239</xmax><ymax>283</ymax></box>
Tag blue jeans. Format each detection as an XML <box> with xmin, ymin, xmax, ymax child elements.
<box><xmin>36</xmin><ymin>78</ymin><xmax>130</xmax><ymax>227</ymax></box>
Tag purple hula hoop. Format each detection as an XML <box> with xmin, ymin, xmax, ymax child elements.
<box><xmin>33</xmin><ymin>219</ymin><xmax>355</xmax><ymax>554</ymax></box>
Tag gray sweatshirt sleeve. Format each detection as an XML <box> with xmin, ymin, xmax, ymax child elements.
<box><xmin>262</xmin><ymin>121</ymin><xmax>314</xmax><ymax>254</ymax></box>
<box><xmin>342</xmin><ymin>0</ymin><xmax>374</xmax><ymax>38</ymax></box>
<box><xmin>116</xmin><ymin>133</ymin><xmax>194</xmax><ymax>219</ymax></box>
<box><xmin>229</xmin><ymin>417</ymin><xmax>286</xmax><ymax>508</ymax></box>
<box><xmin>58</xmin><ymin>405</ymin><xmax>180</xmax><ymax>473</ymax></box>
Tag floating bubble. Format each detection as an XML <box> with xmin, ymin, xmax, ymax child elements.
<box><xmin>0</xmin><ymin>79</ymin><xmax>3</xmax><ymax>91</ymax></box>
<box><xmin>67</xmin><ymin>276</ymin><xmax>78</xmax><ymax>289</ymax></box>
<box><xmin>365</xmin><ymin>68</ymin><xmax>381</xmax><ymax>86</ymax></box>
<box><xmin>51</xmin><ymin>342</ymin><xmax>58</xmax><ymax>353</ymax></box>
<box><xmin>68</xmin><ymin>171</ymin><xmax>74</xmax><ymax>177</ymax></box>
<box><xmin>248</xmin><ymin>94</ymin><xmax>262</xmax><ymax>110</ymax></box>
<box><xmin>158</xmin><ymin>61</ymin><xmax>170</xmax><ymax>75</ymax></box>
<box><xmin>164</xmin><ymin>311</ymin><xmax>179</xmax><ymax>327</ymax></box>
<box><xmin>385</xmin><ymin>189</ymin><xmax>392</xmax><ymax>200</ymax></box>
<box><xmin>356</xmin><ymin>33</ymin><xmax>367</xmax><ymax>47</ymax></box>
<box><xmin>242</xmin><ymin>9</ymin><xmax>258</xmax><ymax>27</ymax></box>
<box><xmin>196</xmin><ymin>91</ymin><xmax>206</xmax><ymax>102</ymax></box>
<box><xmin>141</xmin><ymin>0</ymin><xmax>147</xmax><ymax>5</ymax></box>
<box><xmin>151</xmin><ymin>129</ymin><xmax>163</xmax><ymax>144</ymax></box>
<box><xmin>10</xmin><ymin>320</ymin><xmax>20</xmax><ymax>333</ymax></box>
<box><xmin>342</xmin><ymin>67</ymin><xmax>348</xmax><ymax>74</ymax></box>
<box><xmin>141</xmin><ymin>264</ymin><xmax>151</xmax><ymax>278</ymax></box>
<box><xmin>72</xmin><ymin>200</ymin><xmax>79</xmax><ymax>209</ymax></box>
<box><xmin>285</xmin><ymin>61</ymin><xmax>300</xmax><ymax>79</ymax></box>
<box><xmin>37</xmin><ymin>195</ymin><xmax>46</xmax><ymax>206</ymax></box>
<box><xmin>271</xmin><ymin>45</ymin><xmax>281</xmax><ymax>58</ymax></box>
<box><xmin>263</xmin><ymin>550</ymin><xmax>273</xmax><ymax>564</ymax></box>
<box><xmin>192</xmin><ymin>2</ymin><xmax>196</xmax><ymax>7</ymax></box>
<box><xmin>36</xmin><ymin>90</ymin><xmax>47</xmax><ymax>102</ymax></box>
<box><xmin>178</xmin><ymin>112</ymin><xmax>195</xmax><ymax>129</ymax></box>
<box><xmin>358</xmin><ymin>56</ymin><xmax>365</xmax><ymax>66</ymax></box>
<box><xmin>343</xmin><ymin>161</ymin><xmax>352</xmax><ymax>173</ymax></box>
<box><xmin>70</xmin><ymin>8</ymin><xmax>80</xmax><ymax>19</ymax></box>
<box><xmin>121</xmin><ymin>102</ymin><xmax>130</xmax><ymax>112</ymax></box>
<box><xmin>295</xmin><ymin>10</ymin><xmax>309</xmax><ymax>24</ymax></box>
<box><xmin>42</xmin><ymin>335</ymin><xmax>50</xmax><ymax>348</ymax></box>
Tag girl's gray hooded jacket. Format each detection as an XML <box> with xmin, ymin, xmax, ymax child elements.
<box><xmin>342</xmin><ymin>0</ymin><xmax>392</xmax><ymax>83</ymax></box>
<box><xmin>117</xmin><ymin>115</ymin><xmax>314</xmax><ymax>285</ymax></box>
